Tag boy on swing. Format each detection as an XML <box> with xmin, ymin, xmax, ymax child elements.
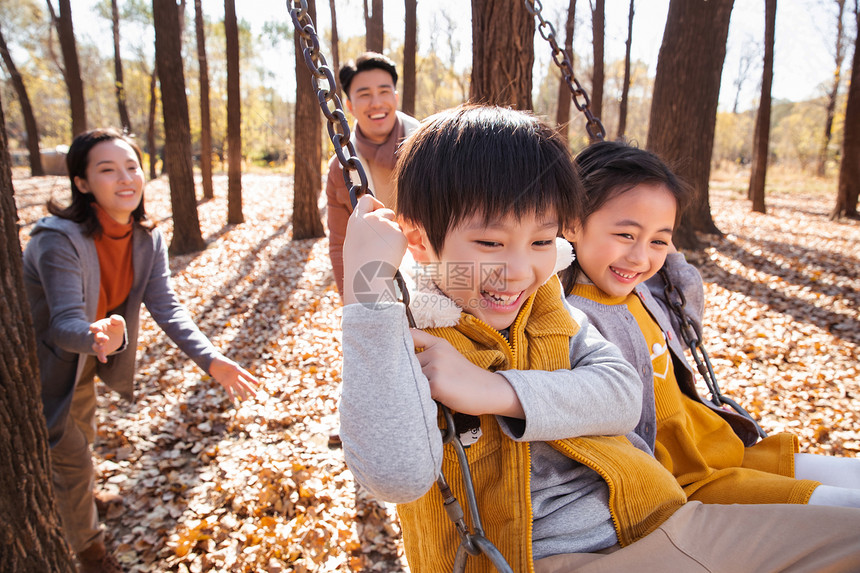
<box><xmin>339</xmin><ymin>104</ymin><xmax>860</xmax><ymax>572</ymax></box>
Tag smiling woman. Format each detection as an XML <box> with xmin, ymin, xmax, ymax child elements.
<box><xmin>71</xmin><ymin>138</ymin><xmax>145</xmax><ymax>225</ymax></box>
<box><xmin>21</xmin><ymin>128</ymin><xmax>259</xmax><ymax>572</ymax></box>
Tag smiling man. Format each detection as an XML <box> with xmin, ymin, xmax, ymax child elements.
<box><xmin>326</xmin><ymin>52</ymin><xmax>420</xmax><ymax>295</ymax></box>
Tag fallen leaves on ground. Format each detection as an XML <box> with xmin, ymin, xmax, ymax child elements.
<box><xmin>696</xmin><ymin>170</ymin><xmax>859</xmax><ymax>455</ymax></box>
<box><xmin>12</xmin><ymin>167</ymin><xmax>858</xmax><ymax>571</ymax></box>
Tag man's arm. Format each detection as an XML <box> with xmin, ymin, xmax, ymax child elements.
<box><xmin>325</xmin><ymin>155</ymin><xmax>352</xmax><ymax>295</ymax></box>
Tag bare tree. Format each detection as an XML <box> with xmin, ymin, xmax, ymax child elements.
<box><xmin>177</xmin><ymin>0</ymin><xmax>186</xmax><ymax>48</ymax></box>
<box><xmin>647</xmin><ymin>0</ymin><xmax>734</xmax><ymax>250</ymax></box>
<box><xmin>471</xmin><ymin>0</ymin><xmax>535</xmax><ymax>109</ymax></box>
<box><xmin>0</xmin><ymin>24</ymin><xmax>43</xmax><ymax>176</ymax></box>
<box><xmin>328</xmin><ymin>0</ymin><xmax>342</xmax><ymax>101</ymax></box>
<box><xmin>832</xmin><ymin>0</ymin><xmax>860</xmax><ymax>219</ymax></box>
<box><xmin>153</xmin><ymin>0</ymin><xmax>205</xmax><ymax>254</ymax></box>
<box><xmin>364</xmin><ymin>0</ymin><xmax>384</xmax><ymax>53</ymax></box>
<box><xmin>402</xmin><ymin>0</ymin><xmax>417</xmax><ymax>116</ymax></box>
<box><xmin>817</xmin><ymin>0</ymin><xmax>848</xmax><ymax>177</ymax></box>
<box><xmin>748</xmin><ymin>0</ymin><xmax>777</xmax><ymax>214</ymax></box>
<box><xmin>590</xmin><ymin>0</ymin><xmax>605</xmax><ymax>121</ymax></box>
<box><xmin>616</xmin><ymin>0</ymin><xmax>634</xmax><ymax>139</ymax></box>
<box><xmin>293</xmin><ymin>0</ymin><xmax>325</xmax><ymax>240</ymax></box>
<box><xmin>225</xmin><ymin>0</ymin><xmax>242</xmax><ymax>224</ymax></box>
<box><xmin>731</xmin><ymin>39</ymin><xmax>757</xmax><ymax>115</ymax></box>
<box><xmin>194</xmin><ymin>0</ymin><xmax>213</xmax><ymax>199</ymax></box>
<box><xmin>111</xmin><ymin>0</ymin><xmax>132</xmax><ymax>133</ymax></box>
<box><xmin>146</xmin><ymin>63</ymin><xmax>158</xmax><ymax>180</ymax></box>
<box><xmin>47</xmin><ymin>0</ymin><xmax>87</xmax><ymax>136</ymax></box>
<box><xmin>555</xmin><ymin>0</ymin><xmax>576</xmax><ymax>142</ymax></box>
<box><xmin>0</xmin><ymin>92</ymin><xmax>75</xmax><ymax>573</ymax></box>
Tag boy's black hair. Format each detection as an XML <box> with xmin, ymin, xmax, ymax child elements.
<box><xmin>48</xmin><ymin>127</ymin><xmax>153</xmax><ymax>237</ymax></box>
<box><xmin>339</xmin><ymin>52</ymin><xmax>398</xmax><ymax>98</ymax></box>
<box><xmin>395</xmin><ymin>104</ymin><xmax>583</xmax><ymax>255</ymax></box>
<box><xmin>559</xmin><ymin>139</ymin><xmax>692</xmax><ymax>292</ymax></box>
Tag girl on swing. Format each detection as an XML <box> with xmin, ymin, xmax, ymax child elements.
<box><xmin>339</xmin><ymin>104</ymin><xmax>860</xmax><ymax>573</ymax></box>
<box><xmin>562</xmin><ymin>139</ymin><xmax>860</xmax><ymax>509</ymax></box>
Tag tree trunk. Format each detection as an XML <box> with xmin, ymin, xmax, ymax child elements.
<box><xmin>555</xmin><ymin>0</ymin><xmax>576</xmax><ymax>142</ymax></box>
<box><xmin>402</xmin><ymin>0</ymin><xmax>417</xmax><ymax>116</ymax></box>
<box><xmin>52</xmin><ymin>0</ymin><xmax>87</xmax><ymax>136</ymax></box>
<box><xmin>748</xmin><ymin>0</ymin><xmax>776</xmax><ymax>214</ymax></box>
<box><xmin>590</xmin><ymin>0</ymin><xmax>605</xmax><ymax>121</ymax></box>
<box><xmin>616</xmin><ymin>0</ymin><xmax>634</xmax><ymax>139</ymax></box>
<box><xmin>224</xmin><ymin>0</ymin><xmax>242</xmax><ymax>224</ymax></box>
<box><xmin>194</xmin><ymin>0</ymin><xmax>213</xmax><ymax>200</ymax></box>
<box><xmin>328</xmin><ymin>0</ymin><xmax>342</xmax><ymax>102</ymax></box>
<box><xmin>470</xmin><ymin>0</ymin><xmax>534</xmax><ymax>110</ymax></box>
<box><xmin>832</xmin><ymin>2</ymin><xmax>860</xmax><ymax>219</ymax></box>
<box><xmin>364</xmin><ymin>0</ymin><xmax>384</xmax><ymax>53</ymax></box>
<box><xmin>817</xmin><ymin>0</ymin><xmax>846</xmax><ymax>177</ymax></box>
<box><xmin>147</xmin><ymin>63</ymin><xmax>158</xmax><ymax>181</ymax></box>
<box><xmin>647</xmin><ymin>0</ymin><xmax>733</xmax><ymax>250</ymax></box>
<box><xmin>111</xmin><ymin>0</ymin><xmax>132</xmax><ymax>133</ymax></box>
<box><xmin>292</xmin><ymin>0</ymin><xmax>324</xmax><ymax>240</ymax></box>
<box><xmin>0</xmin><ymin>92</ymin><xmax>76</xmax><ymax>573</ymax></box>
<box><xmin>153</xmin><ymin>0</ymin><xmax>205</xmax><ymax>254</ymax></box>
<box><xmin>0</xmin><ymin>25</ymin><xmax>43</xmax><ymax>176</ymax></box>
<box><xmin>177</xmin><ymin>0</ymin><xmax>186</xmax><ymax>49</ymax></box>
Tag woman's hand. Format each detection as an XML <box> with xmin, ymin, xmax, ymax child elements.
<box><xmin>90</xmin><ymin>314</ymin><xmax>126</xmax><ymax>363</ymax></box>
<box><xmin>208</xmin><ymin>354</ymin><xmax>259</xmax><ymax>401</ymax></box>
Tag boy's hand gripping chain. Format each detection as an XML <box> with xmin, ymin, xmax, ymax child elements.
<box><xmin>289</xmin><ymin>2</ymin><xmax>513</xmax><ymax>571</ymax></box>
<box><xmin>659</xmin><ymin>268</ymin><xmax>768</xmax><ymax>439</ymax></box>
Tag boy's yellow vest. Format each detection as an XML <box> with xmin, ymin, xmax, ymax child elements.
<box><xmin>396</xmin><ymin>278</ymin><xmax>687</xmax><ymax>573</ymax></box>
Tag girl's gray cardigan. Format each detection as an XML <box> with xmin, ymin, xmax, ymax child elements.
<box><xmin>564</xmin><ymin>253</ymin><xmax>760</xmax><ymax>451</ymax></box>
<box><xmin>23</xmin><ymin>216</ymin><xmax>219</xmax><ymax>446</ymax></box>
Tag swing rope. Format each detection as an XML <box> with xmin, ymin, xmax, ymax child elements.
<box><xmin>525</xmin><ymin>0</ymin><xmax>606</xmax><ymax>143</ymax></box>
<box><xmin>659</xmin><ymin>268</ymin><xmax>768</xmax><ymax>438</ymax></box>
<box><xmin>291</xmin><ymin>1</ymin><xmax>763</xmax><ymax>570</ymax></box>
<box><xmin>526</xmin><ymin>0</ymin><xmax>765</xmax><ymax>440</ymax></box>
<box><xmin>289</xmin><ymin>2</ymin><xmax>512</xmax><ymax>571</ymax></box>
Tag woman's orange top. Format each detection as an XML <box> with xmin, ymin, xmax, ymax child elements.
<box><xmin>93</xmin><ymin>204</ymin><xmax>134</xmax><ymax>319</ymax></box>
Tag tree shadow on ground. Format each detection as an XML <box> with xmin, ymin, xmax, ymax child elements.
<box><xmin>93</xmin><ymin>224</ymin><xmax>332</xmax><ymax>566</ymax></box>
<box><xmin>701</xmin><ymin>235</ymin><xmax>859</xmax><ymax>345</ymax></box>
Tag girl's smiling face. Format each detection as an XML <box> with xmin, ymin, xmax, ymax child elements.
<box><xmin>74</xmin><ymin>139</ymin><xmax>145</xmax><ymax>224</ymax></box>
<box><xmin>566</xmin><ymin>183</ymin><xmax>678</xmax><ymax>298</ymax></box>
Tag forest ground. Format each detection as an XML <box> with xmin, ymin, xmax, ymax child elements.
<box><xmin>12</xmin><ymin>167</ymin><xmax>859</xmax><ymax>572</ymax></box>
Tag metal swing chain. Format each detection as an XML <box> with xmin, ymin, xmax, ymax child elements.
<box><xmin>288</xmin><ymin>3</ymin><xmax>513</xmax><ymax>571</ymax></box>
<box><xmin>288</xmin><ymin>0</ymin><xmax>414</xmax><ymax>324</ymax></box>
<box><xmin>659</xmin><ymin>269</ymin><xmax>767</xmax><ymax>439</ymax></box>
<box><xmin>524</xmin><ymin>0</ymin><xmax>763</xmax><ymax>439</ymax></box>
<box><xmin>524</xmin><ymin>0</ymin><xmax>606</xmax><ymax>143</ymax></box>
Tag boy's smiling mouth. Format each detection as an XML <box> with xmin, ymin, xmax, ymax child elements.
<box><xmin>481</xmin><ymin>289</ymin><xmax>523</xmax><ymax>308</ymax></box>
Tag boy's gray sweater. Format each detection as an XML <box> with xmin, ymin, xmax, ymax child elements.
<box><xmin>339</xmin><ymin>294</ymin><xmax>643</xmax><ymax>558</ymax></box>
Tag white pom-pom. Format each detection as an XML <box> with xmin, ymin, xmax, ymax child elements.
<box><xmin>554</xmin><ymin>237</ymin><xmax>575</xmax><ymax>273</ymax></box>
